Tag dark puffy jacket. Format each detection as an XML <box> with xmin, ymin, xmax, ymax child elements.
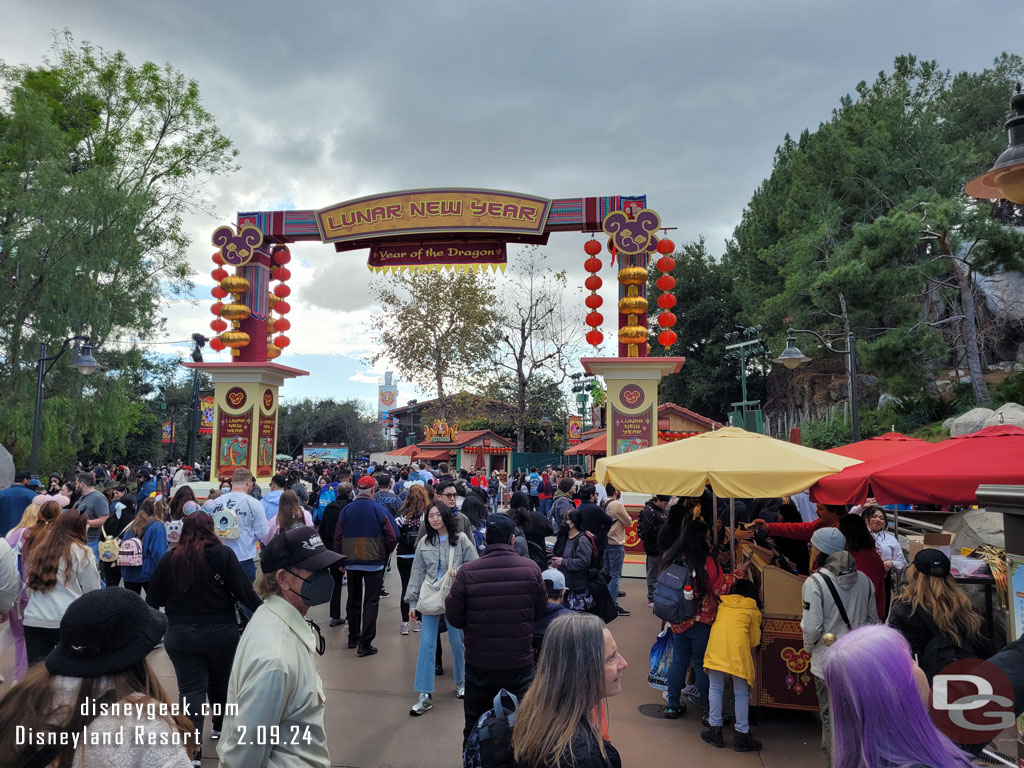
<box><xmin>445</xmin><ymin>542</ymin><xmax>547</xmax><ymax>671</ymax></box>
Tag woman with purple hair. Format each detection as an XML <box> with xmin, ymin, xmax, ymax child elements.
<box><xmin>822</xmin><ymin>624</ymin><xmax>975</xmax><ymax>768</ymax></box>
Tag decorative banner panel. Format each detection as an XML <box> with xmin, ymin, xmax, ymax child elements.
<box><xmin>567</xmin><ymin>415</ymin><xmax>583</xmax><ymax>446</ymax></box>
<box><xmin>199</xmin><ymin>396</ymin><xmax>215</xmax><ymax>435</ymax></box>
<box><xmin>610</xmin><ymin>405</ymin><xmax>653</xmax><ymax>454</ymax></box>
<box><xmin>257</xmin><ymin>410</ymin><xmax>276</xmax><ymax>477</ymax></box>
<box><xmin>161</xmin><ymin>421</ymin><xmax>175</xmax><ymax>444</ymax></box>
<box><xmin>216</xmin><ymin>407</ymin><xmax>253</xmax><ymax>479</ymax></box>
<box><xmin>368</xmin><ymin>241</ymin><xmax>507</xmax><ymax>273</ymax></box>
<box><xmin>316</xmin><ymin>189</ymin><xmax>551</xmax><ymax>245</ymax></box>
<box><xmin>302</xmin><ymin>444</ymin><xmax>349</xmax><ymax>463</ymax></box>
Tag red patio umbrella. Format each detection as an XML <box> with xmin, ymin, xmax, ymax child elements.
<box><xmin>826</xmin><ymin>432</ymin><xmax>929</xmax><ymax>461</ymax></box>
<box><xmin>811</xmin><ymin>435</ymin><xmax>940</xmax><ymax>505</ymax></box>
<box><xmin>868</xmin><ymin>424</ymin><xmax>1024</xmax><ymax>506</ymax></box>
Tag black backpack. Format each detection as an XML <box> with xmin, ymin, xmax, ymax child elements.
<box><xmin>463</xmin><ymin>689</ymin><xmax>519</xmax><ymax>768</ymax></box>
<box><xmin>918</xmin><ymin>610</ymin><xmax>973</xmax><ymax>680</ymax></box>
<box><xmin>526</xmin><ymin>540</ymin><xmax>549</xmax><ymax>571</ymax></box>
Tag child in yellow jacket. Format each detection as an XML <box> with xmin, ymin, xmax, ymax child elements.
<box><xmin>701</xmin><ymin>577</ymin><xmax>762</xmax><ymax>752</ymax></box>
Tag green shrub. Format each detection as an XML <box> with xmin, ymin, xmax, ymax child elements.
<box><xmin>993</xmin><ymin>373</ymin><xmax>1024</xmax><ymax>408</ymax></box>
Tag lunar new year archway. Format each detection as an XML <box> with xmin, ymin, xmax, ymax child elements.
<box><xmin>190</xmin><ymin>188</ymin><xmax>684</xmax><ymax>481</ymax></box>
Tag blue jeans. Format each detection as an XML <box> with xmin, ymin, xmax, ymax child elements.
<box><xmin>414</xmin><ymin>613</ymin><xmax>464</xmax><ymax>694</ymax></box>
<box><xmin>603</xmin><ymin>544</ymin><xmax>625</xmax><ymax>603</ymax></box>
<box><xmin>88</xmin><ymin>540</ymin><xmax>104</xmax><ymax>586</ymax></box>
<box><xmin>539</xmin><ymin>497</ymin><xmax>551</xmax><ymax>519</ymax></box>
<box><xmin>709</xmin><ymin>669</ymin><xmax>750</xmax><ymax>733</ymax></box>
<box><xmin>666</xmin><ymin>621</ymin><xmax>712</xmax><ymax>710</ymax></box>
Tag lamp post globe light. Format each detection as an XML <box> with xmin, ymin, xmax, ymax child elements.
<box><xmin>772</xmin><ymin>327</ymin><xmax>861</xmax><ymax>442</ymax></box>
<box><xmin>30</xmin><ymin>335</ymin><xmax>100</xmax><ymax>479</ymax></box>
<box><xmin>965</xmin><ymin>85</ymin><xmax>1024</xmax><ymax>204</ymax></box>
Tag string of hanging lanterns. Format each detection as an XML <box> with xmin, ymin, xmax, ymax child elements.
<box><xmin>266</xmin><ymin>246</ymin><xmax>292</xmax><ymax>359</ymax></box>
<box><xmin>654</xmin><ymin>237</ymin><xmax>677</xmax><ymax>347</ymax></box>
<box><xmin>208</xmin><ymin>250</ymin><xmax>250</xmax><ymax>355</ymax></box>
<box><xmin>583</xmin><ymin>238</ymin><xmax>604</xmax><ymax>347</ymax></box>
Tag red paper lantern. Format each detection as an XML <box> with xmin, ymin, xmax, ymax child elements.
<box><xmin>658</xmin><ymin>330</ymin><xmax>678</xmax><ymax>347</ymax></box>
<box><xmin>584</xmin><ymin>275</ymin><xmax>603</xmax><ymax>291</ymax></box>
<box><xmin>273</xmin><ymin>317</ymin><xmax>291</xmax><ymax>332</ymax></box>
<box><xmin>584</xmin><ymin>239</ymin><xmax>602</xmax><ymax>256</ymax></box>
<box><xmin>212</xmin><ymin>252</ymin><xmax>224</xmax><ymax>265</ymax></box>
<box><xmin>657</xmin><ymin>256</ymin><xmax>676</xmax><ymax>272</ymax></box>
<box><xmin>584</xmin><ymin>294</ymin><xmax>603</xmax><ymax>309</ymax></box>
<box><xmin>211</xmin><ymin>286</ymin><xmax>228</xmax><ymax>299</ymax></box>
<box><xmin>657</xmin><ymin>312</ymin><xmax>677</xmax><ymax>328</ymax></box>
<box><xmin>584</xmin><ymin>257</ymin><xmax>602</xmax><ymax>273</ymax></box>
<box><xmin>274</xmin><ymin>335</ymin><xmax>290</xmax><ymax>348</ymax></box>
<box><xmin>585</xmin><ymin>330</ymin><xmax>604</xmax><ymax>346</ymax></box>
<box><xmin>209</xmin><ymin>337</ymin><xmax>226</xmax><ymax>352</ymax></box>
<box><xmin>272</xmin><ymin>267</ymin><xmax>291</xmax><ymax>282</ymax></box>
<box><xmin>212</xmin><ymin>268</ymin><xmax>228</xmax><ymax>282</ymax></box>
<box><xmin>273</xmin><ymin>247</ymin><xmax>291</xmax><ymax>265</ymax></box>
<box><xmin>210</xmin><ymin>302</ymin><xmax>223</xmax><ymax>316</ymax></box>
<box><xmin>656</xmin><ymin>275</ymin><xmax>676</xmax><ymax>292</ymax></box>
<box><xmin>585</xmin><ymin>312</ymin><xmax>604</xmax><ymax>328</ymax></box>
<box><xmin>656</xmin><ymin>238</ymin><xmax>675</xmax><ymax>255</ymax></box>
<box><xmin>210</xmin><ymin>318</ymin><xmax>227</xmax><ymax>333</ymax></box>
<box><xmin>273</xmin><ymin>284</ymin><xmax>291</xmax><ymax>298</ymax></box>
<box><xmin>275</xmin><ymin>301</ymin><xmax>291</xmax><ymax>315</ymax></box>
<box><xmin>657</xmin><ymin>294</ymin><xmax>677</xmax><ymax>309</ymax></box>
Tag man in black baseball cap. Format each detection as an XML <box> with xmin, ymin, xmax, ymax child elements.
<box><xmin>218</xmin><ymin>527</ymin><xmax>344</xmax><ymax>768</ymax></box>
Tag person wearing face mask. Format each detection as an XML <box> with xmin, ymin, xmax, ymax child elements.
<box><xmin>218</xmin><ymin>526</ymin><xmax>344</xmax><ymax>768</ymax></box>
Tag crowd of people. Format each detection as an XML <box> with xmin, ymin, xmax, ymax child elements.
<box><xmin>0</xmin><ymin>457</ymin><xmax>1016</xmax><ymax>768</ymax></box>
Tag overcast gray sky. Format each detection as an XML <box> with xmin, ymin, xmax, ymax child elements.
<box><xmin>3</xmin><ymin>0</ymin><xmax>1023</xmax><ymax>407</ymax></box>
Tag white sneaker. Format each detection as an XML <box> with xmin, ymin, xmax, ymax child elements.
<box><xmin>456</xmin><ymin>684</ymin><xmax>465</xmax><ymax>699</ymax></box>
<box><xmin>411</xmin><ymin>619</ymin><xmax>422</xmax><ymax>632</ymax></box>
<box><xmin>400</xmin><ymin>622</ymin><xmax>410</xmax><ymax>635</ymax></box>
<box><xmin>410</xmin><ymin>693</ymin><xmax>432</xmax><ymax>715</ymax></box>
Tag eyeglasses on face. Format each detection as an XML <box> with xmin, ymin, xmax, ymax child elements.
<box><xmin>441</xmin><ymin>492</ymin><xmax>457</xmax><ymax>498</ymax></box>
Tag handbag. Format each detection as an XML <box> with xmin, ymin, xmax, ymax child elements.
<box><xmin>418</xmin><ymin>543</ymin><xmax>459</xmax><ymax>615</ymax></box>
<box><xmin>418</xmin><ymin>568</ymin><xmax>455</xmax><ymax>615</ymax></box>
<box><xmin>97</xmin><ymin>530</ymin><xmax>120</xmax><ymax>563</ymax></box>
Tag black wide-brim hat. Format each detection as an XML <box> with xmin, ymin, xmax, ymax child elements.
<box><xmin>45</xmin><ymin>587</ymin><xmax>167</xmax><ymax>678</ymax></box>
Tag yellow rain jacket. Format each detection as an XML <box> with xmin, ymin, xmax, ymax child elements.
<box><xmin>703</xmin><ymin>593</ymin><xmax>762</xmax><ymax>685</ymax></box>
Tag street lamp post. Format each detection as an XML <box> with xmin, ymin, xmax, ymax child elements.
<box><xmin>30</xmin><ymin>335</ymin><xmax>99</xmax><ymax>479</ymax></box>
<box><xmin>773</xmin><ymin>327</ymin><xmax>861</xmax><ymax>442</ymax></box>
<box><xmin>186</xmin><ymin>334</ymin><xmax>208</xmax><ymax>468</ymax></box>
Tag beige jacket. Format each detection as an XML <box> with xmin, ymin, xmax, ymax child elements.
<box><xmin>605</xmin><ymin>499</ymin><xmax>632</xmax><ymax>547</ymax></box>
<box><xmin>218</xmin><ymin>595</ymin><xmax>330</xmax><ymax>768</ymax></box>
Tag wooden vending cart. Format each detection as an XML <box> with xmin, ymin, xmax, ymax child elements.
<box><xmin>741</xmin><ymin>542</ymin><xmax>819</xmax><ymax>711</ymax></box>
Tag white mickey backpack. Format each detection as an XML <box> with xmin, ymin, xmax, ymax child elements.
<box><xmin>165</xmin><ymin>519</ymin><xmax>183</xmax><ymax>547</ymax></box>
<box><xmin>213</xmin><ymin>509</ymin><xmax>240</xmax><ymax>540</ymax></box>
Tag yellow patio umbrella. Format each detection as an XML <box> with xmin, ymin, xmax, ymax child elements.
<box><xmin>595</xmin><ymin>427</ymin><xmax>861</xmax><ymax>498</ymax></box>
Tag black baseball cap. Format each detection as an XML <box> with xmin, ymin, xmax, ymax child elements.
<box><xmin>485</xmin><ymin>514</ymin><xmax>516</xmax><ymax>543</ymax></box>
<box><xmin>913</xmin><ymin>548</ymin><xmax>951</xmax><ymax>578</ymax></box>
<box><xmin>261</xmin><ymin>527</ymin><xmax>345</xmax><ymax>571</ymax></box>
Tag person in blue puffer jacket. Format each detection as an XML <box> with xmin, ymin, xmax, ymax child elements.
<box><xmin>121</xmin><ymin>496</ymin><xmax>168</xmax><ymax>598</ymax></box>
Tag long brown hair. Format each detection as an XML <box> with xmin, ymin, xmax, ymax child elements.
<box><xmin>898</xmin><ymin>567</ymin><xmax>983</xmax><ymax>644</ymax></box>
<box><xmin>400</xmin><ymin>484</ymin><xmax>429</xmax><ymax>521</ymax></box>
<box><xmin>276</xmin><ymin>490</ymin><xmax>305</xmax><ymax>532</ymax></box>
<box><xmin>168</xmin><ymin>486</ymin><xmax>196</xmax><ymax>521</ymax></box>
<box><xmin>513</xmin><ymin>613</ymin><xmax>608</xmax><ymax>767</ymax></box>
<box><xmin>25</xmin><ymin>509</ymin><xmax>89</xmax><ymax>592</ymax></box>
<box><xmin>131</xmin><ymin>497</ymin><xmax>164</xmax><ymax>536</ymax></box>
<box><xmin>170</xmin><ymin>512</ymin><xmax>220</xmax><ymax>592</ymax></box>
<box><xmin>20</xmin><ymin>500</ymin><xmax>62</xmax><ymax>558</ymax></box>
<box><xmin>0</xmin><ymin>659</ymin><xmax>195</xmax><ymax>768</ymax></box>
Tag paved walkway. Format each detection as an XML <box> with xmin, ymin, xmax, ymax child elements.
<box><xmin>1</xmin><ymin>572</ymin><xmax>824</xmax><ymax>767</ymax></box>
